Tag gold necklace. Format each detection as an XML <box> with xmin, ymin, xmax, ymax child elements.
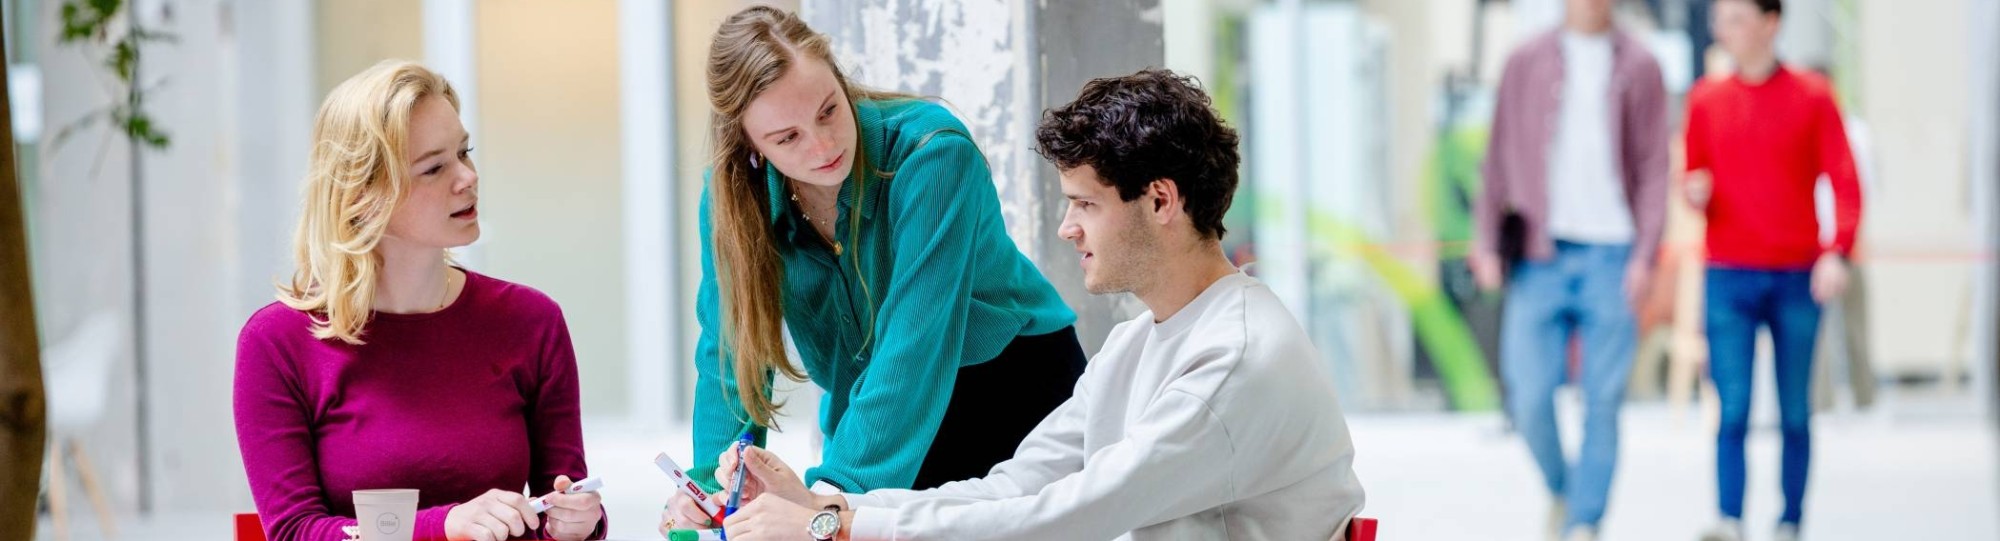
<box><xmin>790</xmin><ymin>188</ymin><xmax>844</xmax><ymax>256</ymax></box>
<box><xmin>437</xmin><ymin>267</ymin><xmax>454</xmax><ymax>310</ymax></box>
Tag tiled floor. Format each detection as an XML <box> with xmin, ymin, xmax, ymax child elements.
<box><xmin>37</xmin><ymin>395</ymin><xmax>1999</xmax><ymax>540</ymax></box>
<box><xmin>1340</xmin><ymin>404</ymin><xmax>1997</xmax><ymax>540</ymax></box>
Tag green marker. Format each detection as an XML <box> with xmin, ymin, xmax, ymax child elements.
<box><xmin>669</xmin><ymin>529</ymin><xmax>724</xmax><ymax>541</ymax></box>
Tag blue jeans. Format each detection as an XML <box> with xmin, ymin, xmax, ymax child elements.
<box><xmin>1502</xmin><ymin>241</ymin><xmax>1637</xmax><ymax>530</ymax></box>
<box><xmin>1705</xmin><ymin>267</ymin><xmax>1821</xmax><ymax>526</ymax></box>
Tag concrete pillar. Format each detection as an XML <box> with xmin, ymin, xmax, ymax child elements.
<box><xmin>1973</xmin><ymin>0</ymin><xmax>1999</xmax><ymax>425</ymax></box>
<box><xmin>230</xmin><ymin>0</ymin><xmax>316</xmax><ymax>323</ymax></box>
<box><xmin>620</xmin><ymin>0</ymin><xmax>679</xmax><ymax>429</ymax></box>
<box><xmin>134</xmin><ymin>0</ymin><xmax>323</xmax><ymax>512</ymax></box>
<box><xmin>29</xmin><ymin>0</ymin><xmax>143</xmax><ymax>514</ymax></box>
<box><xmin>1031</xmin><ymin>1</ymin><xmax>1164</xmax><ymax>353</ymax></box>
<box><xmin>215</xmin><ymin>0</ymin><xmax>317</xmax><ymax>510</ymax></box>
<box><xmin>423</xmin><ymin>0</ymin><xmax>483</xmax><ymax>270</ymax></box>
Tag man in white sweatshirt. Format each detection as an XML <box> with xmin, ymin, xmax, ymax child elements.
<box><xmin>681</xmin><ymin>68</ymin><xmax>1366</xmax><ymax>541</ymax></box>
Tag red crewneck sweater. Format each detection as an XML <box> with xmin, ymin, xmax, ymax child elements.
<box><xmin>1684</xmin><ymin>66</ymin><xmax>1862</xmax><ymax>269</ymax></box>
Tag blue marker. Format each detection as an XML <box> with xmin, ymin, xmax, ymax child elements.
<box><xmin>722</xmin><ymin>432</ymin><xmax>753</xmax><ymax>537</ymax></box>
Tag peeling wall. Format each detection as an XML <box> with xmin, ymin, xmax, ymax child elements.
<box><xmin>803</xmin><ymin>0</ymin><xmax>1039</xmax><ymax>255</ymax></box>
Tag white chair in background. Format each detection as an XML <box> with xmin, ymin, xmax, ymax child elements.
<box><xmin>41</xmin><ymin>311</ymin><xmax>121</xmax><ymax>540</ymax></box>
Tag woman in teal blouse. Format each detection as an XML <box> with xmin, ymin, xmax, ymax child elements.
<box><xmin>667</xmin><ymin>6</ymin><xmax>1084</xmax><ymax>527</ymax></box>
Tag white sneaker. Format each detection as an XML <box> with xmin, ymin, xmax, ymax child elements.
<box><xmin>1564</xmin><ymin>526</ymin><xmax>1598</xmax><ymax>541</ymax></box>
<box><xmin>1546</xmin><ymin>500</ymin><xmax>1567</xmax><ymax>541</ymax></box>
<box><xmin>1698</xmin><ymin>518</ymin><xmax>1744</xmax><ymax>541</ymax></box>
<box><xmin>1774</xmin><ymin>523</ymin><xmax>1801</xmax><ymax>541</ymax></box>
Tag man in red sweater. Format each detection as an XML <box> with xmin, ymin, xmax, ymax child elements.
<box><xmin>1684</xmin><ymin>1</ymin><xmax>1862</xmax><ymax>540</ymax></box>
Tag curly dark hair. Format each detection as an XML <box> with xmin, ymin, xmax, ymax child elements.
<box><xmin>1035</xmin><ymin>68</ymin><xmax>1241</xmax><ymax>241</ymax></box>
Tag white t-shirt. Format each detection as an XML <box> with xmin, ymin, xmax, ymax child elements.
<box><xmin>844</xmin><ymin>273</ymin><xmax>1366</xmax><ymax>540</ymax></box>
<box><xmin>1546</xmin><ymin>30</ymin><xmax>1637</xmax><ymax>244</ymax></box>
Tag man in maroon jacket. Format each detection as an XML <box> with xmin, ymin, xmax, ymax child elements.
<box><xmin>1470</xmin><ymin>0</ymin><xmax>1670</xmax><ymax>539</ymax></box>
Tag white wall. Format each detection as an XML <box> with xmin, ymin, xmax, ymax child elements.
<box><xmin>474</xmin><ymin>0</ymin><xmax>631</xmax><ymax>419</ymax></box>
<box><xmin>670</xmin><ymin>0</ymin><xmax>795</xmax><ymax>417</ymax></box>
<box><xmin>1856</xmin><ymin>0</ymin><xmax>1978</xmax><ymax>378</ymax></box>
<box><xmin>313</xmin><ymin>0</ymin><xmax>422</xmax><ymax>98</ymax></box>
<box><xmin>1776</xmin><ymin>0</ymin><xmax>1835</xmax><ymax>68</ymax></box>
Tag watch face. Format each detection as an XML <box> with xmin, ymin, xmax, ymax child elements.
<box><xmin>810</xmin><ymin>511</ymin><xmax>841</xmax><ymax>538</ymax></box>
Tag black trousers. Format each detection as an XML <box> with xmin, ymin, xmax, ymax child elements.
<box><xmin>910</xmin><ymin>326</ymin><xmax>1087</xmax><ymax>490</ymax></box>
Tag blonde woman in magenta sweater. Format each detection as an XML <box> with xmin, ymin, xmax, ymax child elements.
<box><xmin>233</xmin><ymin>60</ymin><xmax>605</xmax><ymax>541</ymax></box>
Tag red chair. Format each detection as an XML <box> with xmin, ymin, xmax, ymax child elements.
<box><xmin>235</xmin><ymin>513</ymin><xmax>267</xmax><ymax>541</ymax></box>
<box><xmin>1346</xmin><ymin>516</ymin><xmax>1379</xmax><ymax>541</ymax></box>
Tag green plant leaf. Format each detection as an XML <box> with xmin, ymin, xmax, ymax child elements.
<box><xmin>59</xmin><ymin>3</ymin><xmax>98</xmax><ymax>42</ymax></box>
<box><xmin>110</xmin><ymin>40</ymin><xmax>136</xmax><ymax>81</ymax></box>
<box><xmin>124</xmin><ymin>114</ymin><xmax>170</xmax><ymax>149</ymax></box>
<box><xmin>132</xmin><ymin>28</ymin><xmax>178</xmax><ymax>43</ymax></box>
<box><xmin>88</xmin><ymin>0</ymin><xmax>122</xmax><ymax>17</ymax></box>
<box><xmin>54</xmin><ymin>0</ymin><xmax>174</xmax><ymax>153</ymax></box>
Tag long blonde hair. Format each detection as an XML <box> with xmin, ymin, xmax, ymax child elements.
<box><xmin>706</xmin><ymin>6</ymin><xmax>910</xmax><ymax>427</ymax></box>
<box><xmin>278</xmin><ymin>60</ymin><xmax>460</xmax><ymax>344</ymax></box>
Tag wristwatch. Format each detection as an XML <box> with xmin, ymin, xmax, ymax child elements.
<box><xmin>808</xmin><ymin>506</ymin><xmax>842</xmax><ymax>541</ymax></box>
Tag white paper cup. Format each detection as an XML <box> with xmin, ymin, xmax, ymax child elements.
<box><xmin>352</xmin><ymin>489</ymin><xmax>419</xmax><ymax>541</ymax></box>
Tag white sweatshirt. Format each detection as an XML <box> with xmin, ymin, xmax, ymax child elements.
<box><xmin>844</xmin><ymin>273</ymin><xmax>1366</xmax><ymax>540</ymax></box>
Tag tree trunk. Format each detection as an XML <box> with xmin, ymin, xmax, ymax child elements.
<box><xmin>0</xmin><ymin>8</ymin><xmax>48</xmax><ymax>539</ymax></box>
